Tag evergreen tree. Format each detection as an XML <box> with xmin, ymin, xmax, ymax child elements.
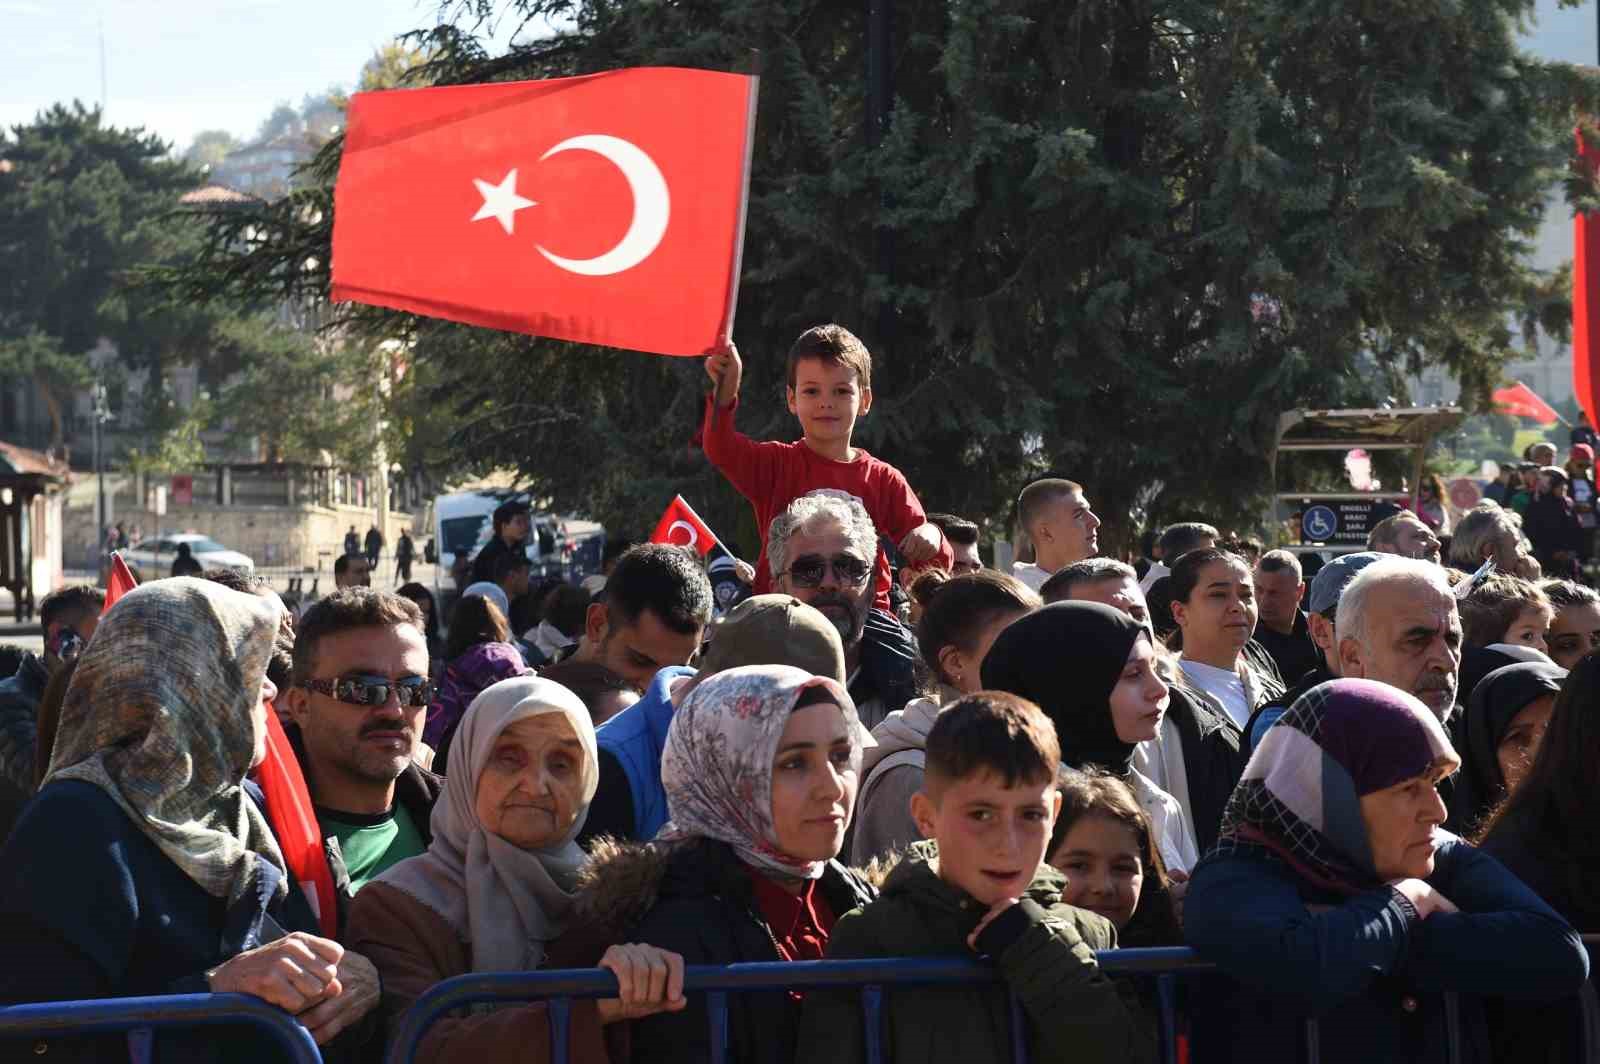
<box><xmin>0</xmin><ymin>102</ymin><xmax>207</xmax><ymax>448</ymax></box>
<box><xmin>154</xmin><ymin>0</ymin><xmax>1600</xmax><ymax>552</ymax></box>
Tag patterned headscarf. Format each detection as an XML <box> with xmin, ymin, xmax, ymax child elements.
<box><xmin>659</xmin><ymin>664</ymin><xmax>864</xmax><ymax>880</ymax></box>
<box><xmin>46</xmin><ymin>577</ymin><xmax>287</xmax><ymax>907</ymax></box>
<box><xmin>377</xmin><ymin>675</ymin><xmax>597</xmax><ymax>973</ymax></box>
<box><xmin>1208</xmin><ymin>678</ymin><xmax>1459</xmax><ymax>895</ymax></box>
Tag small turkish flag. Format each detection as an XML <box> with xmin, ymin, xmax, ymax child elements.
<box><xmin>651</xmin><ymin>495</ymin><xmax>719</xmax><ymax>558</ymax></box>
<box><xmin>103</xmin><ymin>553</ymin><xmax>138</xmax><ymax>612</ymax></box>
<box><xmin>331</xmin><ymin>67</ymin><xmax>759</xmax><ymax>357</ymax></box>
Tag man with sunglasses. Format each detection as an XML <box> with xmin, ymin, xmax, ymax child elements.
<box><xmin>283</xmin><ymin>588</ymin><xmax>441</xmax><ymax>932</ymax></box>
<box><xmin>770</xmin><ymin>491</ymin><xmax>919</xmax><ymax>730</ymax></box>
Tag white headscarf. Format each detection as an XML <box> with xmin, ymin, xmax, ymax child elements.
<box><xmin>375</xmin><ymin>675</ymin><xmax>597</xmax><ymax>972</ymax></box>
<box><xmin>659</xmin><ymin>664</ymin><xmax>863</xmax><ymax>881</ymax></box>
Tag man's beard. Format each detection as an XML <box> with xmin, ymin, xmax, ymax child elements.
<box><xmin>807</xmin><ymin>591</ymin><xmax>866</xmax><ymax>646</ymax></box>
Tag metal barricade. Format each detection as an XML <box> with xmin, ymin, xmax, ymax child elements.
<box><xmin>385</xmin><ymin>948</ymin><xmax>1218</xmax><ymax>1064</ymax></box>
<box><xmin>0</xmin><ymin>992</ymin><xmax>322</xmax><ymax>1064</ymax></box>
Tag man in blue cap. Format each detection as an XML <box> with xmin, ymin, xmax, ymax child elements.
<box><xmin>1243</xmin><ymin>551</ymin><xmax>1384</xmax><ymax>751</ymax></box>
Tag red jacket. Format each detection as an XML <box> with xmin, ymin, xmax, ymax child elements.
<box><xmin>701</xmin><ymin>396</ymin><xmax>926</xmax><ymax>611</ymax></box>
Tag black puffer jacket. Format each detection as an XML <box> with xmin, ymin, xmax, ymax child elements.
<box><xmin>572</xmin><ymin>837</ymin><xmax>877</xmax><ymax>1064</ymax></box>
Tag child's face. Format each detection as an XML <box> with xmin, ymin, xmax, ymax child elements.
<box><xmin>787</xmin><ymin>357</ymin><xmax>871</xmax><ymax>447</ymax></box>
<box><xmin>1048</xmin><ymin>814</ymin><xmax>1145</xmax><ymax>930</ymax></box>
<box><xmin>912</xmin><ymin>770</ymin><xmax>1060</xmax><ymax>907</ymax></box>
<box><xmin>1504</xmin><ymin>604</ymin><xmax>1553</xmax><ymax>655</ymax></box>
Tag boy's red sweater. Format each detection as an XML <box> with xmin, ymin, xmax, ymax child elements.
<box><xmin>701</xmin><ymin>396</ymin><xmax>925</xmax><ymax>612</ymax></box>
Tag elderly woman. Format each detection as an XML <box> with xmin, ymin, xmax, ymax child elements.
<box><xmin>0</xmin><ymin>578</ymin><xmax>370</xmax><ymax>1061</ymax></box>
<box><xmin>1184</xmin><ymin>678</ymin><xmax>1587</xmax><ymax>1064</ymax></box>
<box><xmin>575</xmin><ymin>665</ymin><xmax>876</xmax><ymax>1064</ymax></box>
<box><xmin>346</xmin><ymin>676</ymin><xmax>686</xmax><ymax>1064</ymax></box>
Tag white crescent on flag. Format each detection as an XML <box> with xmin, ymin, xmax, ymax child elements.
<box><xmin>667</xmin><ymin>519</ymin><xmax>699</xmax><ymax>547</ymax></box>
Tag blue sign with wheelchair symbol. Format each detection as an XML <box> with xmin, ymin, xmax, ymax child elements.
<box><xmin>1303</xmin><ymin>505</ymin><xmax>1338</xmax><ymax>542</ymax></box>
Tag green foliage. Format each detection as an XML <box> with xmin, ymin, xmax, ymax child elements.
<box><xmin>0</xmin><ymin>102</ymin><xmax>207</xmax><ymax>447</ymax></box>
<box><xmin>124</xmin><ymin>403</ymin><xmax>209</xmax><ymax>475</ymax></box>
<box><xmin>358</xmin><ymin>40</ymin><xmax>443</xmax><ymax>92</ymax></box>
<box><xmin>208</xmin><ymin>315</ymin><xmax>380</xmax><ymax>469</ymax></box>
<box><xmin>151</xmin><ymin>1</ymin><xmax>1600</xmax><ymax>553</ymax></box>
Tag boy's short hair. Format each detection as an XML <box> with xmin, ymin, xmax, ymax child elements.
<box><xmin>39</xmin><ymin>585</ymin><xmax>106</xmax><ymax>630</ymax></box>
<box><xmin>924</xmin><ymin>691</ymin><xmax>1060</xmax><ymax>797</ymax></box>
<box><xmin>1016</xmin><ymin>479</ymin><xmax>1084</xmax><ymax>536</ymax></box>
<box><xmin>785</xmin><ymin>324</ymin><xmax>872</xmax><ymax>391</ymax></box>
<box><xmin>927</xmin><ymin>512</ymin><xmax>980</xmax><ymax>547</ymax></box>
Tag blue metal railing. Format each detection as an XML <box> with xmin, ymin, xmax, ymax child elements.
<box><xmin>0</xmin><ymin>992</ymin><xmax>322</xmax><ymax>1064</ymax></box>
<box><xmin>384</xmin><ymin>948</ymin><xmax>1218</xmax><ymax>1064</ymax></box>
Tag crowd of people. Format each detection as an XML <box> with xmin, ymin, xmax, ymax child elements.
<box><xmin>0</xmin><ymin>323</ymin><xmax>1596</xmax><ymax>1064</ymax></box>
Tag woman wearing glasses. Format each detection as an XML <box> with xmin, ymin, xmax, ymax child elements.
<box><xmin>348</xmin><ymin>676</ymin><xmax>689</xmax><ymax>1064</ymax></box>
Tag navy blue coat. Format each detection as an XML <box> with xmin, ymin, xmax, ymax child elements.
<box><xmin>0</xmin><ymin>779</ymin><xmax>324</xmax><ymax>1063</ymax></box>
<box><xmin>1184</xmin><ymin>838</ymin><xmax>1589</xmax><ymax>1064</ymax></box>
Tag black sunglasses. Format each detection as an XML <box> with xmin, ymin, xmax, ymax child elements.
<box><xmin>782</xmin><ymin>553</ymin><xmax>872</xmax><ymax>589</ymax></box>
<box><xmin>300</xmin><ymin>674</ymin><xmax>435</xmax><ymax>708</ymax></box>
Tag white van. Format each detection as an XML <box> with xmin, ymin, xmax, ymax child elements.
<box><xmin>429</xmin><ymin>491</ymin><xmax>604</xmax><ymax>608</ymax></box>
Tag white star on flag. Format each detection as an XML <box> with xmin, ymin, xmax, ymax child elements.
<box><xmin>471</xmin><ymin>168</ymin><xmax>536</xmax><ymax>235</ymax></box>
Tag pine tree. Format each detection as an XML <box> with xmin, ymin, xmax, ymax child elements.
<box><xmin>153</xmin><ymin>0</ymin><xmax>1600</xmax><ymax>551</ymax></box>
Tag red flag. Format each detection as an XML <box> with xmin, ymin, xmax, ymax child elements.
<box><xmin>1576</xmin><ymin>128</ymin><xmax>1600</xmax><ymax>429</ymax></box>
<box><xmin>651</xmin><ymin>495</ymin><xmax>719</xmax><ymax>558</ymax></box>
<box><xmin>103</xmin><ymin>553</ymin><xmax>137</xmax><ymax>612</ymax></box>
<box><xmin>256</xmin><ymin>709</ymin><xmax>339</xmax><ymax>938</ymax></box>
<box><xmin>331</xmin><ymin>67</ymin><xmax>759</xmax><ymax>357</ymax></box>
<box><xmin>1493</xmin><ymin>381</ymin><xmax>1562</xmax><ymax>425</ymax></box>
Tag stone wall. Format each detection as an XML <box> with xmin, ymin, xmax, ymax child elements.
<box><xmin>64</xmin><ymin>497</ymin><xmax>418</xmax><ymax>574</ymax></box>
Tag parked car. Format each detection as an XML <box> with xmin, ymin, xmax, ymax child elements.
<box><xmin>122</xmin><ymin>533</ymin><xmax>255</xmax><ymax>581</ymax></box>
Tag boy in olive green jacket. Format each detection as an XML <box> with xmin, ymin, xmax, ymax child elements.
<box><xmin>798</xmin><ymin>693</ymin><xmax>1154</xmax><ymax>1064</ymax></box>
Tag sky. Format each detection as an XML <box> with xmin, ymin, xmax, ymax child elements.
<box><xmin>0</xmin><ymin>0</ymin><xmax>525</xmax><ymax>153</ymax></box>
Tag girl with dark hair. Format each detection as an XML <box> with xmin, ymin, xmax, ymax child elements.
<box><xmin>425</xmin><ymin>596</ymin><xmax>528</xmax><ymax>771</ymax></box>
<box><xmin>395</xmin><ymin>583</ymin><xmax>444</xmax><ymax>674</ymax></box>
<box><xmin>1478</xmin><ymin>652</ymin><xmax>1600</xmax><ymax>1062</ymax></box>
<box><xmin>981</xmin><ymin>601</ymin><xmax>1200</xmax><ymax>874</ymax></box>
<box><xmin>852</xmin><ymin>571</ymin><xmax>1039</xmax><ymax>863</ymax></box>
<box><xmin>1536</xmin><ymin>578</ymin><xmax>1600</xmax><ymax>668</ymax></box>
<box><xmin>1185</xmin><ymin>679</ymin><xmax>1586</xmax><ymax>1064</ymax></box>
<box><xmin>1168</xmin><ymin>548</ymin><xmax>1284</xmax><ymax>731</ymax></box>
<box><xmin>1048</xmin><ymin>766</ymin><xmax>1182</xmax><ymax>946</ymax></box>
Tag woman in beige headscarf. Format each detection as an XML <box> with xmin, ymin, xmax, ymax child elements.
<box><xmin>0</xmin><ymin>577</ymin><xmax>369</xmax><ymax>1062</ymax></box>
<box><xmin>348</xmin><ymin>674</ymin><xmax>687</xmax><ymax>1064</ymax></box>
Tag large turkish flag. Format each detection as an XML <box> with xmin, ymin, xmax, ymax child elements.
<box><xmin>1575</xmin><ymin>129</ymin><xmax>1600</xmax><ymax>428</ymax></box>
<box><xmin>331</xmin><ymin>67</ymin><xmax>758</xmax><ymax>357</ymax></box>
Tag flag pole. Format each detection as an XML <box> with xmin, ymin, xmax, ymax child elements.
<box><xmin>717</xmin><ymin>63</ymin><xmax>761</xmax><ymax>347</ymax></box>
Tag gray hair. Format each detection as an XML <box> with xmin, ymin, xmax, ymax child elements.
<box><xmin>1335</xmin><ymin>558</ymin><xmax>1454</xmax><ymax>649</ymax></box>
<box><xmin>767</xmin><ymin>490</ymin><xmax>878</xmax><ymax>580</ymax></box>
<box><xmin>1449</xmin><ymin>502</ymin><xmax>1519</xmax><ymax>568</ymax></box>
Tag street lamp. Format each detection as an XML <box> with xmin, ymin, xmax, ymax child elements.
<box><xmin>91</xmin><ymin>381</ymin><xmax>111</xmax><ymax>537</ymax></box>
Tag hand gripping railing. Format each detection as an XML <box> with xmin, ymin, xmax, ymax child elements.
<box><xmin>0</xmin><ymin>992</ymin><xmax>322</xmax><ymax>1064</ymax></box>
<box><xmin>385</xmin><ymin>947</ymin><xmax>1219</xmax><ymax>1064</ymax></box>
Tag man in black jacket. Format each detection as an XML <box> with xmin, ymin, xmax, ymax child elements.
<box><xmin>769</xmin><ymin>491</ymin><xmax>918</xmax><ymax>729</ymax></box>
<box><xmin>1252</xmin><ymin>550</ymin><xmax>1320</xmax><ymax>682</ymax></box>
<box><xmin>468</xmin><ymin>499</ymin><xmax>531</xmax><ymax>586</ymax></box>
<box><xmin>283</xmin><ymin>588</ymin><xmax>442</xmax><ymax>933</ymax></box>
<box><xmin>1244</xmin><ymin>551</ymin><xmax>1384</xmax><ymax>752</ymax></box>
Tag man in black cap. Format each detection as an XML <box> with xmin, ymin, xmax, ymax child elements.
<box><xmin>469</xmin><ymin>498</ymin><xmax>531</xmax><ymax>586</ymax></box>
